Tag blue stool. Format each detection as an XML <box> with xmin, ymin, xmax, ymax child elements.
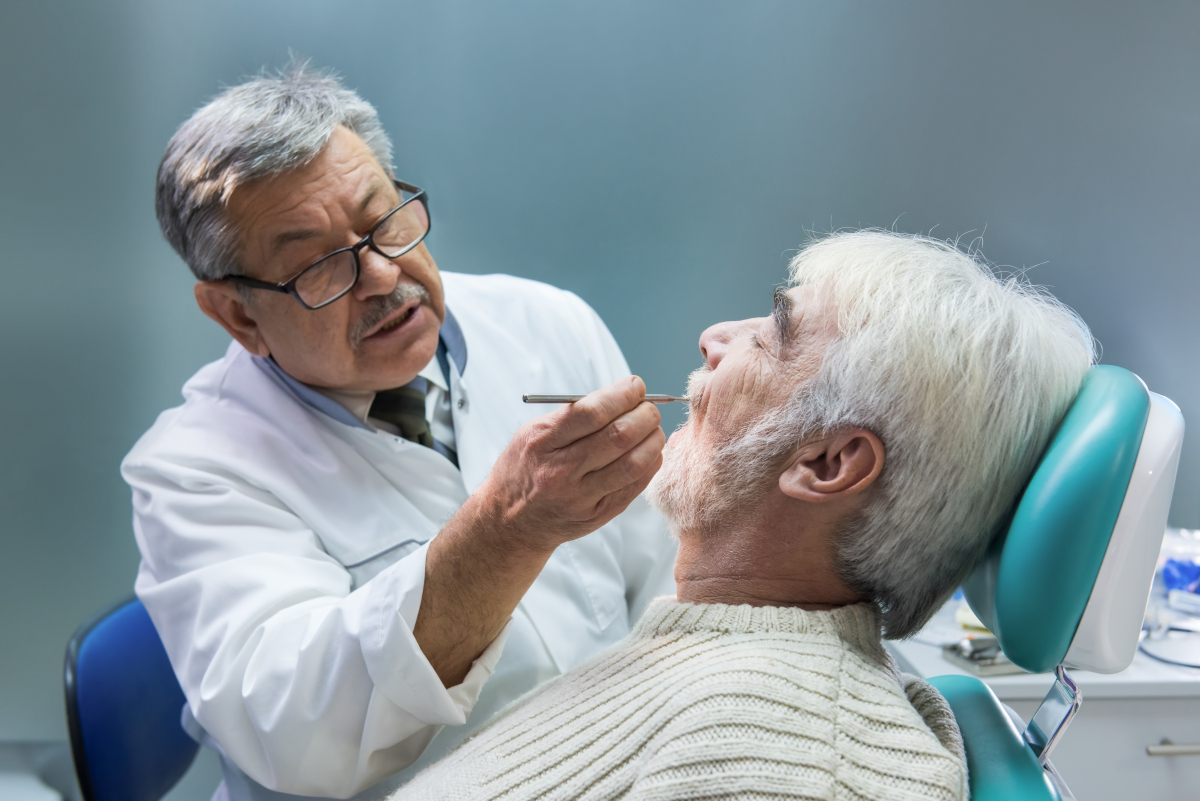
<box><xmin>929</xmin><ymin>365</ymin><xmax>1185</xmax><ymax>800</ymax></box>
<box><xmin>64</xmin><ymin>597</ymin><xmax>199</xmax><ymax>801</ymax></box>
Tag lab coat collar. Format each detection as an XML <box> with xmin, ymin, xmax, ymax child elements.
<box><xmin>256</xmin><ymin>358</ymin><xmax>368</xmax><ymax>430</ymax></box>
<box><xmin>252</xmin><ymin>305</ymin><xmax>468</xmax><ymax>430</ymax></box>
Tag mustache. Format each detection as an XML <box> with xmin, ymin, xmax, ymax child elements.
<box><xmin>684</xmin><ymin>364</ymin><xmax>711</xmax><ymax>413</ymax></box>
<box><xmin>350</xmin><ymin>282</ymin><xmax>432</xmax><ymax>348</ymax></box>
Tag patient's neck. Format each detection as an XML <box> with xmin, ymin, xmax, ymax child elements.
<box><xmin>673</xmin><ymin>508</ymin><xmax>864</xmax><ymax>611</ymax></box>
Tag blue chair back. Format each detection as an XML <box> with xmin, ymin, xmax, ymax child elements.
<box><xmin>64</xmin><ymin>597</ymin><xmax>199</xmax><ymax>801</ymax></box>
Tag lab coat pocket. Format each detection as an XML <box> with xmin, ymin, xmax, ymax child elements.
<box><xmin>304</xmin><ymin>482</ymin><xmax>438</xmax><ymax>585</ymax></box>
<box><xmin>345</xmin><ymin>539</ymin><xmax>426</xmax><ymax>587</ymax></box>
<box><xmin>303</xmin><ymin>428</ymin><xmax>468</xmax><ymax>589</ymax></box>
<box><xmin>300</xmin><ymin>455</ymin><xmax>442</xmax><ymax>590</ymax></box>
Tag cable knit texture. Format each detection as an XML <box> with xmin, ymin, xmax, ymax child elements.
<box><xmin>395</xmin><ymin>599</ymin><xmax>968</xmax><ymax>800</ymax></box>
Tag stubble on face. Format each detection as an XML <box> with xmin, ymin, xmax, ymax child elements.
<box><xmin>647</xmin><ymin>367</ymin><xmax>715</xmax><ymax>536</ymax></box>
<box><xmin>648</xmin><ymin>366</ymin><xmax>797</xmax><ymax>537</ymax></box>
<box><xmin>649</xmin><ymin>285</ymin><xmax>839</xmax><ymax>538</ymax></box>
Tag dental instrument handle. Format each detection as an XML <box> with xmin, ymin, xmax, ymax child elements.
<box><xmin>523</xmin><ymin>394</ymin><xmax>689</xmax><ymax>404</ymax></box>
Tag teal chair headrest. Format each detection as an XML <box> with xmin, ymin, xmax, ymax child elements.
<box><xmin>963</xmin><ymin>365</ymin><xmax>1151</xmax><ymax>673</ymax></box>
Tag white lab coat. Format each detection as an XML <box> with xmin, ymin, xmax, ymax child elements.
<box><xmin>124</xmin><ymin>272</ymin><xmax>677</xmax><ymax>800</ymax></box>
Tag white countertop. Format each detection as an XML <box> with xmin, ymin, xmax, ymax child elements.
<box><xmin>886</xmin><ymin>601</ymin><xmax>1200</xmax><ymax>701</ymax></box>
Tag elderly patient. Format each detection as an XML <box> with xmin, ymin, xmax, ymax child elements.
<box><xmin>395</xmin><ymin>231</ymin><xmax>1095</xmax><ymax>800</ymax></box>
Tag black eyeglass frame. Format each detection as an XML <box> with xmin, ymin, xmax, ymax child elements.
<box><xmin>221</xmin><ymin>179</ymin><xmax>430</xmax><ymax>310</ymax></box>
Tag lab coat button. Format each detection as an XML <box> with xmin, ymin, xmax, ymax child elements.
<box><xmin>456</xmin><ymin>398</ymin><xmax>466</xmax><ymax>410</ymax></box>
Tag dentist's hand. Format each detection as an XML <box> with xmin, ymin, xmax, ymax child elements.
<box><xmin>479</xmin><ymin>375</ymin><xmax>666</xmax><ymax>552</ymax></box>
<box><xmin>415</xmin><ymin>376</ymin><xmax>665</xmax><ymax>686</ymax></box>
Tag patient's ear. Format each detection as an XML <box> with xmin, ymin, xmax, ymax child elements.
<box><xmin>778</xmin><ymin>428</ymin><xmax>884</xmax><ymax>502</ymax></box>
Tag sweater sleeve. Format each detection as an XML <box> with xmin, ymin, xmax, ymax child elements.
<box><xmin>903</xmin><ymin>673</ymin><xmax>968</xmax><ymax>776</ymax></box>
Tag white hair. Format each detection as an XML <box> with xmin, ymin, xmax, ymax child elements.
<box><xmin>155</xmin><ymin>61</ymin><xmax>394</xmax><ymax>281</ymax></box>
<box><xmin>781</xmin><ymin>230</ymin><xmax>1096</xmax><ymax>638</ymax></box>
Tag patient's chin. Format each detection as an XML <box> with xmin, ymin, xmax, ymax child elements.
<box><xmin>650</xmin><ymin>406</ymin><xmax>794</xmax><ymax>539</ymax></box>
<box><xmin>647</xmin><ymin>430</ymin><xmax>711</xmax><ymax>538</ymax></box>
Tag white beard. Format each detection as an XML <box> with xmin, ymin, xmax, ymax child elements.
<box><xmin>648</xmin><ymin>369</ymin><xmax>799</xmax><ymax>537</ymax></box>
<box><xmin>646</xmin><ymin>421</ymin><xmax>715</xmax><ymax>537</ymax></box>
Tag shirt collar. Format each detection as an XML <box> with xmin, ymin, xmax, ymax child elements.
<box><xmin>440</xmin><ymin>306</ymin><xmax>467</xmax><ymax>378</ymax></box>
<box><xmin>417</xmin><ymin>355</ymin><xmax>447</xmax><ymax>392</ymax></box>
<box><xmin>253</xmin><ymin>305</ymin><xmax>467</xmax><ymax>429</ymax></box>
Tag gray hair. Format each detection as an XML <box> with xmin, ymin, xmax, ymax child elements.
<box><xmin>777</xmin><ymin>231</ymin><xmax>1095</xmax><ymax>638</ymax></box>
<box><xmin>155</xmin><ymin>62</ymin><xmax>394</xmax><ymax>281</ymax></box>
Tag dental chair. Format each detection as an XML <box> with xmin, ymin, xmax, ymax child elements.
<box><xmin>927</xmin><ymin>365</ymin><xmax>1185</xmax><ymax>800</ymax></box>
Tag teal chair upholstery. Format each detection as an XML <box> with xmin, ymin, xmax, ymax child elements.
<box><xmin>932</xmin><ymin>676</ymin><xmax>1061</xmax><ymax>801</ymax></box>
<box><xmin>929</xmin><ymin>366</ymin><xmax>1185</xmax><ymax>800</ymax></box>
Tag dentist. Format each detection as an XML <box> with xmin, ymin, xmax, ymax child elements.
<box><xmin>123</xmin><ymin>64</ymin><xmax>675</xmax><ymax>801</ymax></box>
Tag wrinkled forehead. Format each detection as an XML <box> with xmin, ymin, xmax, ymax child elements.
<box><xmin>225</xmin><ymin>127</ymin><xmax>397</xmax><ymax>272</ymax></box>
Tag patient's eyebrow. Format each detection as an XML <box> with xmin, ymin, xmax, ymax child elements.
<box><xmin>772</xmin><ymin>287</ymin><xmax>794</xmax><ymax>344</ymax></box>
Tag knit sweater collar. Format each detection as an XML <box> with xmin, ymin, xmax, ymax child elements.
<box><xmin>634</xmin><ymin>597</ymin><xmax>886</xmax><ymax>657</ymax></box>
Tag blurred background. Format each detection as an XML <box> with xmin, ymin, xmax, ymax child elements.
<box><xmin>1</xmin><ymin>1</ymin><xmax>1197</xmax><ymax>798</ymax></box>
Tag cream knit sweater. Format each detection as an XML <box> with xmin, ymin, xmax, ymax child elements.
<box><xmin>396</xmin><ymin>599</ymin><xmax>968</xmax><ymax>801</ymax></box>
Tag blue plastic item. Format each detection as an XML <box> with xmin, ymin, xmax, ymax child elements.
<box><xmin>1162</xmin><ymin>558</ymin><xmax>1200</xmax><ymax>593</ymax></box>
<box><xmin>928</xmin><ymin>675</ymin><xmax>1061</xmax><ymax>801</ymax></box>
<box><xmin>64</xmin><ymin>597</ymin><xmax>199</xmax><ymax>801</ymax></box>
<box><xmin>963</xmin><ymin>365</ymin><xmax>1149</xmax><ymax>673</ymax></box>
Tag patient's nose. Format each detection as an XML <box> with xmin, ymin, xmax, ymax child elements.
<box><xmin>699</xmin><ymin>321</ymin><xmax>738</xmax><ymax>369</ymax></box>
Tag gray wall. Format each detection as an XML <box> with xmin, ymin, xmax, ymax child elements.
<box><xmin>2</xmin><ymin>0</ymin><xmax>1197</xmax><ymax>764</ymax></box>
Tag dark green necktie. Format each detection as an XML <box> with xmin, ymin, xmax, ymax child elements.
<box><xmin>370</xmin><ymin>385</ymin><xmax>435</xmax><ymax>449</ymax></box>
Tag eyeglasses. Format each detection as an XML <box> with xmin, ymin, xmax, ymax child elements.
<box><xmin>223</xmin><ymin>180</ymin><xmax>431</xmax><ymax>310</ymax></box>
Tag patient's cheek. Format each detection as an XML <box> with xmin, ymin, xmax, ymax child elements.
<box><xmin>708</xmin><ymin>386</ymin><xmax>767</xmax><ymax>436</ymax></box>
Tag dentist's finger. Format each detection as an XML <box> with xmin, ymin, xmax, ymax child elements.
<box><xmin>580</xmin><ymin>424</ymin><xmax>666</xmax><ymax>498</ymax></box>
<box><xmin>539</xmin><ymin>376</ymin><xmax>647</xmax><ymax>449</ymax></box>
